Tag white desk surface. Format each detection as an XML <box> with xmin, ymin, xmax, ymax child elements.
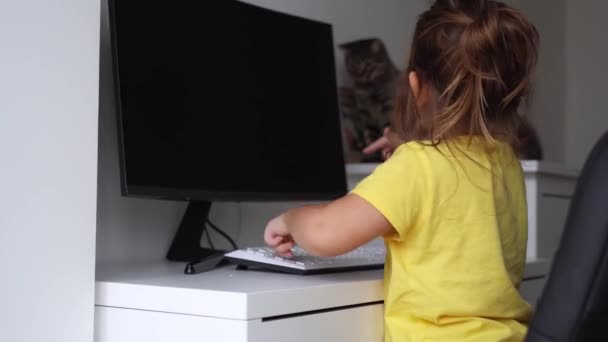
<box><xmin>96</xmin><ymin>259</ymin><xmax>549</xmax><ymax>321</ymax></box>
<box><xmin>96</xmin><ymin>261</ymin><xmax>384</xmax><ymax>320</ymax></box>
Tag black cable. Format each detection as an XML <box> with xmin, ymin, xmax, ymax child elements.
<box><xmin>204</xmin><ymin>226</ymin><xmax>215</xmax><ymax>249</ymax></box>
<box><xmin>206</xmin><ymin>219</ymin><xmax>238</xmax><ymax>250</ymax></box>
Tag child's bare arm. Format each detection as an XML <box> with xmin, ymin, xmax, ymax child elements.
<box><xmin>264</xmin><ymin>194</ymin><xmax>394</xmax><ymax>257</ymax></box>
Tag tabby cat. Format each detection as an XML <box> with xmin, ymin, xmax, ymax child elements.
<box><xmin>339</xmin><ymin>38</ymin><xmax>399</xmax><ymax>162</ymax></box>
<box><xmin>338</xmin><ymin>38</ymin><xmax>543</xmax><ymax>162</ymax></box>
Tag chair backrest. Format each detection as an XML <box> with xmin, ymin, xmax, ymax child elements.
<box><xmin>526</xmin><ymin>132</ymin><xmax>608</xmax><ymax>342</ymax></box>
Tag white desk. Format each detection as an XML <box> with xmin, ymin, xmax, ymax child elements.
<box><xmin>94</xmin><ymin>259</ymin><xmax>549</xmax><ymax>342</ymax></box>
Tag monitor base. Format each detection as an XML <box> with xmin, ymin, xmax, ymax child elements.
<box><xmin>166</xmin><ymin>201</ymin><xmax>226</xmax><ymax>262</ymax></box>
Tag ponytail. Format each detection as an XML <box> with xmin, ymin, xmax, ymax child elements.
<box><xmin>393</xmin><ymin>0</ymin><xmax>539</xmax><ymax>149</ymax></box>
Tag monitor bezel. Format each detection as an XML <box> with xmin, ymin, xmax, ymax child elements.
<box><xmin>108</xmin><ymin>0</ymin><xmax>348</xmax><ymax>202</ymax></box>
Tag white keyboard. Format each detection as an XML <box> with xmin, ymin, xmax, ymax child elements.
<box><xmin>225</xmin><ymin>245</ymin><xmax>385</xmax><ymax>275</ymax></box>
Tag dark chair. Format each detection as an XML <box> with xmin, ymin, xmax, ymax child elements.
<box><xmin>526</xmin><ymin>132</ymin><xmax>608</xmax><ymax>342</ymax></box>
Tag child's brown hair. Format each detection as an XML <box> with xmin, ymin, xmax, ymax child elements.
<box><xmin>392</xmin><ymin>0</ymin><xmax>539</xmax><ymax>150</ymax></box>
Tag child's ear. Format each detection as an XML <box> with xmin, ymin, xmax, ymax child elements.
<box><xmin>409</xmin><ymin>71</ymin><xmax>421</xmax><ymax>99</ymax></box>
<box><xmin>409</xmin><ymin>71</ymin><xmax>431</xmax><ymax>107</ymax></box>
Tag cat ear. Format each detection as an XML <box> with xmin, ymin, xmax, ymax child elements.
<box><xmin>338</xmin><ymin>42</ymin><xmax>350</xmax><ymax>50</ymax></box>
<box><xmin>371</xmin><ymin>40</ymin><xmax>383</xmax><ymax>54</ymax></box>
<box><xmin>339</xmin><ymin>45</ymin><xmax>350</xmax><ymax>57</ymax></box>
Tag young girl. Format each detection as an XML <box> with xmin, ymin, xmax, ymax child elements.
<box><xmin>265</xmin><ymin>0</ymin><xmax>538</xmax><ymax>340</ymax></box>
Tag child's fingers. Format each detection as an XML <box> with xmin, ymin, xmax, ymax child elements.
<box><xmin>382</xmin><ymin>147</ymin><xmax>393</xmax><ymax>160</ymax></box>
<box><xmin>276</xmin><ymin>250</ymin><xmax>294</xmax><ymax>258</ymax></box>
<box><xmin>264</xmin><ymin>214</ymin><xmax>290</xmax><ymax>247</ymax></box>
<box><xmin>265</xmin><ymin>232</ymin><xmax>283</xmax><ymax>247</ymax></box>
<box><xmin>363</xmin><ymin>136</ymin><xmax>389</xmax><ymax>154</ymax></box>
<box><xmin>264</xmin><ymin>225</ymin><xmax>286</xmax><ymax>246</ymax></box>
<box><xmin>275</xmin><ymin>244</ymin><xmax>294</xmax><ymax>258</ymax></box>
<box><xmin>274</xmin><ymin>240</ymin><xmax>294</xmax><ymax>254</ymax></box>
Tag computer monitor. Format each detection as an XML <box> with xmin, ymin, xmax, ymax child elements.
<box><xmin>109</xmin><ymin>0</ymin><xmax>347</xmax><ymax>261</ymax></box>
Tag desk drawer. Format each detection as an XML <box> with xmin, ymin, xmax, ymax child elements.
<box><xmin>250</xmin><ymin>302</ymin><xmax>384</xmax><ymax>342</ymax></box>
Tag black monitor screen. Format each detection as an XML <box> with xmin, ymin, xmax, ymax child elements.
<box><xmin>110</xmin><ymin>0</ymin><xmax>347</xmax><ymax>201</ymax></box>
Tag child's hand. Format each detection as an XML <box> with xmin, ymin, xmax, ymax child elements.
<box><xmin>264</xmin><ymin>214</ymin><xmax>295</xmax><ymax>257</ymax></box>
<box><xmin>363</xmin><ymin>127</ymin><xmax>403</xmax><ymax>160</ymax></box>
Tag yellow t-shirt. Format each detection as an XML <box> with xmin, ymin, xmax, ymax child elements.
<box><xmin>352</xmin><ymin>138</ymin><xmax>532</xmax><ymax>342</ymax></box>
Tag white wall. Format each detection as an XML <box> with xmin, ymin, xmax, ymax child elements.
<box><xmin>565</xmin><ymin>0</ymin><xmax>608</xmax><ymax>168</ymax></box>
<box><xmin>241</xmin><ymin>0</ymin><xmax>427</xmax><ymax>82</ymax></box>
<box><xmin>0</xmin><ymin>1</ymin><xmax>100</xmax><ymax>342</ymax></box>
<box><xmin>96</xmin><ymin>0</ymin><xmax>426</xmax><ymax>263</ymax></box>
<box><xmin>507</xmin><ymin>0</ymin><xmax>608</xmax><ymax>169</ymax></box>
<box><xmin>506</xmin><ymin>0</ymin><xmax>566</xmax><ymax>163</ymax></box>
<box><xmin>505</xmin><ymin>0</ymin><xmax>608</xmax><ymax>169</ymax></box>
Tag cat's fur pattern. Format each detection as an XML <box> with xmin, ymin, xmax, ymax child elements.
<box><xmin>339</xmin><ymin>38</ymin><xmax>399</xmax><ymax>162</ymax></box>
<box><xmin>338</xmin><ymin>38</ymin><xmax>544</xmax><ymax>162</ymax></box>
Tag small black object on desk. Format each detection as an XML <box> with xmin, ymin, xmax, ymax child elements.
<box><xmin>184</xmin><ymin>252</ymin><xmax>229</xmax><ymax>274</ymax></box>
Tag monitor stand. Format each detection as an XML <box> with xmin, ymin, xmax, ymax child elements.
<box><xmin>166</xmin><ymin>200</ymin><xmax>226</xmax><ymax>262</ymax></box>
